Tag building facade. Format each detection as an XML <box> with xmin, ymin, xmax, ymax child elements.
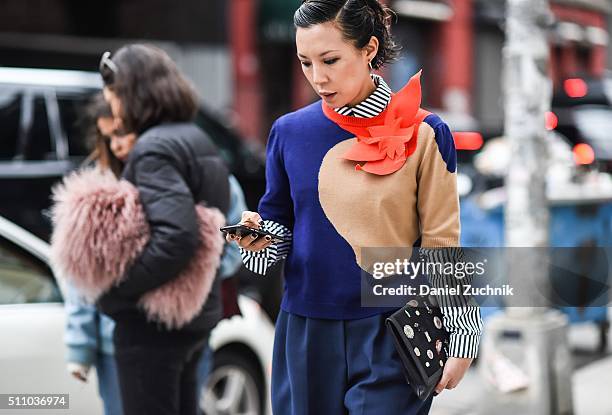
<box><xmin>232</xmin><ymin>0</ymin><xmax>611</xmax><ymax>141</ymax></box>
<box><xmin>2</xmin><ymin>0</ymin><xmax>609</xmax><ymax>142</ymax></box>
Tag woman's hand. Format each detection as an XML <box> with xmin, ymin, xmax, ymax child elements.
<box><xmin>434</xmin><ymin>357</ymin><xmax>473</xmax><ymax>395</ymax></box>
<box><xmin>225</xmin><ymin>211</ymin><xmax>274</xmax><ymax>252</ymax></box>
<box><xmin>67</xmin><ymin>362</ymin><xmax>90</xmax><ymax>383</ymax></box>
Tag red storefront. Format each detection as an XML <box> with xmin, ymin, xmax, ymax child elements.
<box><xmin>229</xmin><ymin>0</ymin><xmax>610</xmax><ymax>142</ymax></box>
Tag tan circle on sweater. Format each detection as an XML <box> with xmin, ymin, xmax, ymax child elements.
<box><xmin>318</xmin><ymin>137</ymin><xmax>422</xmax><ymax>273</ymax></box>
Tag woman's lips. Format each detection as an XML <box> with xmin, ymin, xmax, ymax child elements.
<box><xmin>320</xmin><ymin>92</ymin><xmax>337</xmax><ymax>102</ymax></box>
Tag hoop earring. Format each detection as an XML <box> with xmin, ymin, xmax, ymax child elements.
<box><xmin>368</xmin><ymin>60</ymin><xmax>374</xmax><ymax>71</ymax></box>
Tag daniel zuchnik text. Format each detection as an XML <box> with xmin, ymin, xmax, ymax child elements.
<box><xmin>372</xmin><ymin>284</ymin><xmax>515</xmax><ymax>297</ymax></box>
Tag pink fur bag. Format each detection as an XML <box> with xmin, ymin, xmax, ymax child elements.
<box><xmin>50</xmin><ymin>168</ymin><xmax>225</xmax><ymax>329</ymax></box>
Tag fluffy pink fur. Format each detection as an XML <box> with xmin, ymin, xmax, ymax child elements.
<box><xmin>139</xmin><ymin>204</ymin><xmax>225</xmax><ymax>329</ymax></box>
<box><xmin>50</xmin><ymin>168</ymin><xmax>225</xmax><ymax>329</ymax></box>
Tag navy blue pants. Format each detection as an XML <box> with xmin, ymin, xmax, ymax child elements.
<box><xmin>272</xmin><ymin>310</ymin><xmax>434</xmax><ymax>415</ymax></box>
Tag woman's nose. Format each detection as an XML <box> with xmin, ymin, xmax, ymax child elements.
<box><xmin>312</xmin><ymin>65</ymin><xmax>328</xmax><ymax>85</ymax></box>
<box><xmin>110</xmin><ymin>139</ymin><xmax>121</xmax><ymax>154</ymax></box>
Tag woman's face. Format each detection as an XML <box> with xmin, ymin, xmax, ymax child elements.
<box><xmin>97</xmin><ymin>116</ymin><xmax>137</xmax><ymax>162</ymax></box>
<box><xmin>295</xmin><ymin>22</ymin><xmax>378</xmax><ymax>108</ymax></box>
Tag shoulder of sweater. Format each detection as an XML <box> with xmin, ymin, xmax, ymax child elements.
<box><xmin>273</xmin><ymin>100</ymin><xmax>325</xmax><ymax>131</ymax></box>
<box><xmin>420</xmin><ymin>112</ymin><xmax>453</xmax><ymax>143</ymax></box>
<box><xmin>422</xmin><ymin>112</ymin><xmax>447</xmax><ymax>131</ymax></box>
<box><xmin>420</xmin><ymin>111</ymin><xmax>457</xmax><ymax>173</ymax></box>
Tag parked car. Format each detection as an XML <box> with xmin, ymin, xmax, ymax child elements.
<box><xmin>0</xmin><ymin>66</ymin><xmax>282</xmax><ymax>322</ymax></box>
<box><xmin>0</xmin><ymin>214</ymin><xmax>274</xmax><ymax>415</ymax></box>
<box><xmin>551</xmin><ymin>75</ymin><xmax>612</xmax><ymax>172</ymax></box>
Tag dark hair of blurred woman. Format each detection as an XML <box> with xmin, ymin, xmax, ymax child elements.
<box><xmin>99</xmin><ymin>44</ymin><xmax>198</xmax><ymax>134</ymax></box>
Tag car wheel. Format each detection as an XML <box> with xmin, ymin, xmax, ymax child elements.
<box><xmin>200</xmin><ymin>349</ymin><xmax>264</xmax><ymax>415</ymax></box>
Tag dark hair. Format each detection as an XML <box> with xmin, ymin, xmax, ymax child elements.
<box><xmin>82</xmin><ymin>93</ymin><xmax>123</xmax><ymax>177</ymax></box>
<box><xmin>102</xmin><ymin>44</ymin><xmax>198</xmax><ymax>134</ymax></box>
<box><xmin>294</xmin><ymin>0</ymin><xmax>400</xmax><ymax>69</ymax></box>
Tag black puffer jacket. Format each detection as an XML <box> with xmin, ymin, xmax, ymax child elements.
<box><xmin>97</xmin><ymin>122</ymin><xmax>230</xmax><ymax>332</ymax></box>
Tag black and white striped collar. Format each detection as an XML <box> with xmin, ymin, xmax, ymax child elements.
<box><xmin>334</xmin><ymin>74</ymin><xmax>392</xmax><ymax>118</ymax></box>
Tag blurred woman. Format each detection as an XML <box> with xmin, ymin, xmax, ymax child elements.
<box><xmin>64</xmin><ymin>94</ymin><xmax>245</xmax><ymax>414</ymax></box>
<box><xmin>94</xmin><ymin>44</ymin><xmax>231</xmax><ymax>415</ymax></box>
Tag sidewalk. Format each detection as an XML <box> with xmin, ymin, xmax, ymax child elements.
<box><xmin>430</xmin><ymin>317</ymin><xmax>612</xmax><ymax>415</ymax></box>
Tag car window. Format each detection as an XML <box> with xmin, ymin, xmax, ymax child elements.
<box><xmin>573</xmin><ymin>106</ymin><xmax>612</xmax><ymax>142</ymax></box>
<box><xmin>0</xmin><ymin>87</ymin><xmax>21</xmax><ymax>160</ymax></box>
<box><xmin>0</xmin><ymin>235</ymin><xmax>61</xmax><ymax>305</ymax></box>
<box><xmin>22</xmin><ymin>95</ymin><xmax>53</xmax><ymax>160</ymax></box>
<box><xmin>58</xmin><ymin>92</ymin><xmax>97</xmax><ymax>157</ymax></box>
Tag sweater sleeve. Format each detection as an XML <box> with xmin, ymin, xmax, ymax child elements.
<box><xmin>257</xmin><ymin>121</ymin><xmax>295</xmax><ymax>229</ymax></box>
<box><xmin>417</xmin><ymin>118</ymin><xmax>483</xmax><ymax>359</ymax></box>
<box><xmin>240</xmin><ymin>121</ymin><xmax>295</xmax><ymax>276</ymax></box>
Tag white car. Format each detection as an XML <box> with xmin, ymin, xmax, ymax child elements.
<box><xmin>0</xmin><ymin>215</ymin><xmax>274</xmax><ymax>415</ymax></box>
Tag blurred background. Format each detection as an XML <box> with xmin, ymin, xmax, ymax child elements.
<box><xmin>0</xmin><ymin>0</ymin><xmax>611</xmax><ymax>414</ymax></box>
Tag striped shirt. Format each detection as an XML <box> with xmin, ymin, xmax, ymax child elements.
<box><xmin>334</xmin><ymin>74</ymin><xmax>392</xmax><ymax>117</ymax></box>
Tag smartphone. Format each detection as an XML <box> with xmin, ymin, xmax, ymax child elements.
<box><xmin>220</xmin><ymin>224</ymin><xmax>290</xmax><ymax>243</ymax></box>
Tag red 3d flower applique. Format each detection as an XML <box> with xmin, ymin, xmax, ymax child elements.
<box><xmin>343</xmin><ymin>118</ymin><xmax>416</xmax><ymax>175</ymax></box>
<box><xmin>335</xmin><ymin>70</ymin><xmax>429</xmax><ymax>175</ymax></box>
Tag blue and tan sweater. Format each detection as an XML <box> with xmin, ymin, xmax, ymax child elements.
<box><xmin>242</xmin><ymin>74</ymin><xmax>482</xmax><ymax>358</ymax></box>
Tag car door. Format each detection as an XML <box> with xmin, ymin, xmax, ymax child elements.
<box><xmin>0</xmin><ymin>232</ymin><xmax>102</xmax><ymax>414</ymax></box>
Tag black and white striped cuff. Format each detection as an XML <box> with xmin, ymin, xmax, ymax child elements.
<box><xmin>240</xmin><ymin>220</ymin><xmax>292</xmax><ymax>276</ymax></box>
<box><xmin>444</xmin><ymin>306</ymin><xmax>483</xmax><ymax>358</ymax></box>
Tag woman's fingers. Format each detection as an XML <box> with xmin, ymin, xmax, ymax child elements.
<box><xmin>237</xmin><ymin>232</ymin><xmax>259</xmax><ymax>248</ymax></box>
<box><xmin>249</xmin><ymin>235</ymin><xmax>273</xmax><ymax>251</ymax></box>
<box><xmin>434</xmin><ymin>372</ymin><xmax>451</xmax><ymax>395</ymax></box>
<box><xmin>434</xmin><ymin>357</ymin><xmax>472</xmax><ymax>395</ymax></box>
<box><xmin>241</xmin><ymin>211</ymin><xmax>263</xmax><ymax>228</ymax></box>
<box><xmin>234</xmin><ymin>232</ymin><xmax>273</xmax><ymax>251</ymax></box>
<box><xmin>225</xmin><ymin>211</ymin><xmax>271</xmax><ymax>251</ymax></box>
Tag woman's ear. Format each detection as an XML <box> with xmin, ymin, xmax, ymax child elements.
<box><xmin>364</xmin><ymin>36</ymin><xmax>379</xmax><ymax>65</ymax></box>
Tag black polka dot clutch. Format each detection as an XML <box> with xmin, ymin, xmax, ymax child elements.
<box><xmin>385</xmin><ymin>295</ymin><xmax>450</xmax><ymax>400</ymax></box>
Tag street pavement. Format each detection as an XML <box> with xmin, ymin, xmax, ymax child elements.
<box><xmin>430</xmin><ymin>309</ymin><xmax>612</xmax><ymax>415</ymax></box>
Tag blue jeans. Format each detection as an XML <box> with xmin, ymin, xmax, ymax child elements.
<box><xmin>96</xmin><ymin>352</ymin><xmax>123</xmax><ymax>415</ymax></box>
<box><xmin>196</xmin><ymin>343</ymin><xmax>214</xmax><ymax>394</ymax></box>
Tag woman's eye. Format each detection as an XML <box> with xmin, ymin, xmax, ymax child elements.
<box><xmin>324</xmin><ymin>58</ymin><xmax>339</xmax><ymax>65</ymax></box>
<box><xmin>300</xmin><ymin>61</ymin><xmax>311</xmax><ymax>68</ymax></box>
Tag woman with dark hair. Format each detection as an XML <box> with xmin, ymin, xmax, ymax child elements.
<box><xmin>230</xmin><ymin>1</ymin><xmax>483</xmax><ymax>413</ymax></box>
<box><xmin>62</xmin><ymin>93</ymin><xmax>246</xmax><ymax>415</ymax></box>
<box><xmin>95</xmin><ymin>44</ymin><xmax>231</xmax><ymax>415</ymax></box>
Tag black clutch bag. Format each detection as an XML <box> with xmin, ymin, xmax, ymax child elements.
<box><xmin>385</xmin><ymin>295</ymin><xmax>450</xmax><ymax>400</ymax></box>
